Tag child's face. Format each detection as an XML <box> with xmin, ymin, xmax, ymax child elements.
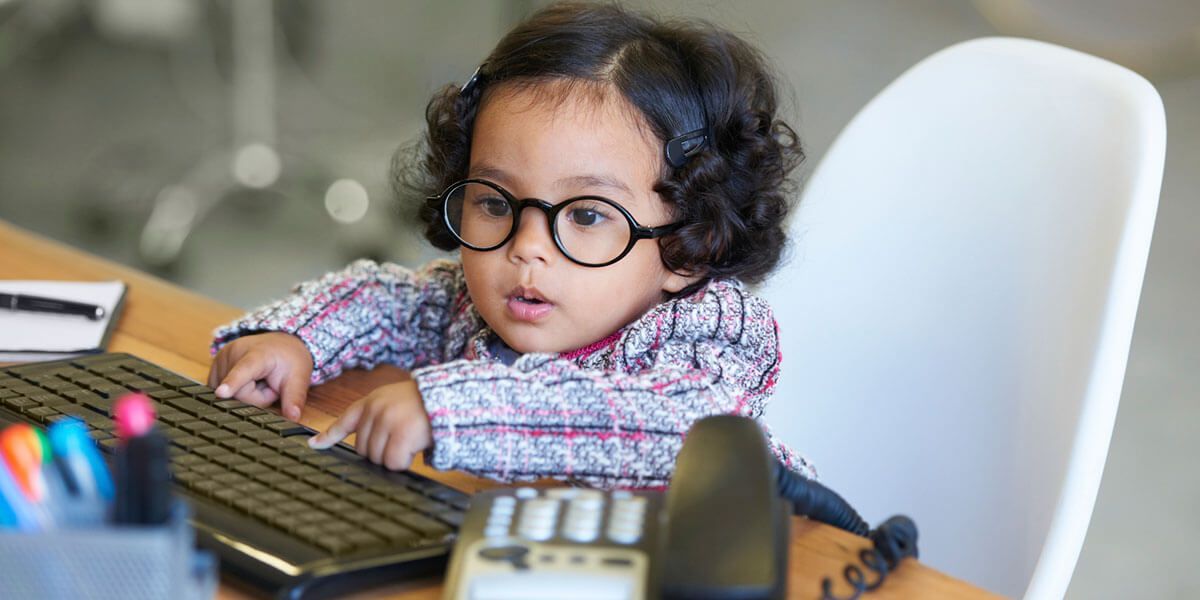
<box><xmin>460</xmin><ymin>83</ymin><xmax>695</xmax><ymax>354</ymax></box>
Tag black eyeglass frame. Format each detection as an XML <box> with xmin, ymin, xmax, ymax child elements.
<box><xmin>431</xmin><ymin>178</ymin><xmax>684</xmax><ymax>268</ymax></box>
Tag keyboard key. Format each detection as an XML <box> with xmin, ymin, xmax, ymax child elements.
<box><xmin>220</xmin><ymin>438</ymin><xmax>259</xmax><ymax>453</ymax></box>
<box><xmin>200</xmin><ymin>429</ymin><xmax>236</xmax><ymax>443</ymax></box>
<box><xmin>180</xmin><ymin>420</ymin><xmax>214</xmax><ymax>434</ymax></box>
<box><xmin>203</xmin><ymin>413</ymin><xmax>242</xmax><ymax>427</ymax></box>
<box><xmin>167</xmin><ymin>396</ymin><xmax>218</xmax><ymax>415</ymax></box>
<box><xmin>250</xmin><ymin>414</ymin><xmax>285</xmax><ymax>425</ymax></box>
<box><xmin>284</xmin><ymin>465</ymin><xmax>321</xmax><ymax>480</ymax></box>
<box><xmin>25</xmin><ymin>406</ymin><xmax>61</xmax><ymax>423</ymax></box>
<box><xmin>276</xmin><ymin>500</ymin><xmax>310</xmax><ymax>514</ymax></box>
<box><xmin>343</xmin><ymin>531</ymin><xmax>386</xmax><ymax>550</ymax></box>
<box><xmin>263</xmin><ymin>456</ymin><xmax>300</xmax><ymax>470</ymax></box>
<box><xmin>328</xmin><ymin>483</ymin><xmax>364</xmax><ymax>498</ymax></box>
<box><xmin>320</xmin><ymin>520</ymin><xmax>356</xmax><ymax>535</ymax></box>
<box><xmin>234</xmin><ymin>482</ymin><xmax>271</xmax><ymax>496</ymax></box>
<box><xmin>2</xmin><ymin>397</ymin><xmax>37</xmax><ymax>411</ymax></box>
<box><xmin>296</xmin><ymin>511</ymin><xmax>330</xmax><ymax>525</ymax></box>
<box><xmin>257</xmin><ymin>472</ymin><xmax>292</xmax><ymax>487</ymax></box>
<box><xmin>173</xmin><ymin>454</ymin><xmax>206</xmax><ymax>468</ymax></box>
<box><xmin>277</xmin><ymin>482</ymin><xmax>316</xmax><ymax>496</ymax></box>
<box><xmin>191</xmin><ymin>463</ymin><xmax>227</xmax><ymax>476</ymax></box>
<box><xmin>213</xmin><ymin>488</ymin><xmax>241</xmax><ymax>505</ymax></box>
<box><xmin>256</xmin><ymin>491</ymin><xmax>289</xmax><ymax>504</ymax></box>
<box><xmin>233</xmin><ymin>462</ymin><xmax>271</xmax><ymax>477</ymax></box>
<box><xmin>299</xmin><ymin>491</ymin><xmax>336</xmax><ymax>506</ymax></box>
<box><xmin>435</xmin><ymin>509</ymin><xmax>465</xmax><ymax>527</ymax></box>
<box><xmin>314</xmin><ymin>537</ymin><xmax>354</xmax><ymax>555</ymax></box>
<box><xmin>224</xmin><ymin>421</ymin><xmax>263</xmax><ymax>435</ymax></box>
<box><xmin>342</xmin><ymin>510</ymin><xmax>379</xmax><ymax>525</ymax></box>
<box><xmin>306</xmin><ymin>474</ymin><xmax>342</xmax><ymax>488</ymax></box>
<box><xmin>213</xmin><ymin>453</ymin><xmax>251</xmax><ymax>468</ymax></box>
<box><xmin>172</xmin><ymin>435</ymin><xmax>209</xmax><ymax>451</ymax></box>
<box><xmin>265</xmin><ymin>421</ymin><xmax>308</xmax><ymax>436</ymax></box>
<box><xmin>214</xmin><ymin>472</ymin><xmax>250</xmax><ymax>486</ymax></box>
<box><xmin>396</xmin><ymin>514</ymin><xmax>452</xmax><ymax>538</ymax></box>
<box><xmin>158</xmin><ymin>411</ymin><xmax>193</xmax><ymax>426</ymax></box>
<box><xmin>233</xmin><ymin>406</ymin><xmax>270</xmax><ymax>418</ymax></box>
<box><xmin>366</xmin><ymin>521</ymin><xmax>420</xmax><ymax>543</ymax></box>
<box><xmin>193</xmin><ymin>445</ymin><xmax>227</xmax><ymax>459</ymax></box>
<box><xmin>323</xmin><ymin>500</ymin><xmax>356</xmax><ymax>514</ymax></box>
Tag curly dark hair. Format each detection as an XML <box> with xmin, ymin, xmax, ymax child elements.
<box><xmin>393</xmin><ymin>1</ymin><xmax>804</xmax><ymax>296</ymax></box>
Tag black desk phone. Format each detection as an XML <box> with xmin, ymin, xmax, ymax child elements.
<box><xmin>441</xmin><ymin>415</ymin><xmax>916</xmax><ymax>600</ymax></box>
<box><xmin>444</xmin><ymin>416</ymin><xmax>914</xmax><ymax>600</ymax></box>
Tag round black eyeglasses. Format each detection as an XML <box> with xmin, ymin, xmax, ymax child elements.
<box><xmin>432</xmin><ymin>179</ymin><xmax>683</xmax><ymax>267</ymax></box>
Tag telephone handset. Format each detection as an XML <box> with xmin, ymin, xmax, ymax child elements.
<box><xmin>442</xmin><ymin>416</ymin><xmax>789</xmax><ymax>600</ymax></box>
<box><xmin>659</xmin><ymin>415</ymin><xmax>789</xmax><ymax>599</ymax></box>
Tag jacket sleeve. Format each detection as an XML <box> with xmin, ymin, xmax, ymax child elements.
<box><xmin>210</xmin><ymin>259</ymin><xmax>468</xmax><ymax>384</ymax></box>
<box><xmin>412</xmin><ymin>282</ymin><xmax>816</xmax><ymax>488</ymax></box>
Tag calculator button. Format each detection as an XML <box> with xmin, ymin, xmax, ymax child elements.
<box><xmin>489</xmin><ymin>502</ymin><xmax>516</xmax><ymax>517</ymax></box>
<box><xmin>563</xmin><ymin>524</ymin><xmax>600</xmax><ymax>542</ymax></box>
<box><xmin>546</xmin><ymin>488</ymin><xmax>578</xmax><ymax>500</ymax></box>
<box><xmin>606</xmin><ymin>526</ymin><xmax>641</xmax><ymax>544</ymax></box>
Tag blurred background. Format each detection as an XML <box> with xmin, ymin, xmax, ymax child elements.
<box><xmin>0</xmin><ymin>0</ymin><xmax>1196</xmax><ymax>597</ymax></box>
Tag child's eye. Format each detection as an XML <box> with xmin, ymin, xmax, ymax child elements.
<box><xmin>565</xmin><ymin>202</ymin><xmax>614</xmax><ymax>228</ymax></box>
<box><xmin>474</xmin><ymin>196</ymin><xmax>511</xmax><ymax>218</ymax></box>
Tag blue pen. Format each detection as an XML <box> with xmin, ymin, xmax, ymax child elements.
<box><xmin>48</xmin><ymin>418</ymin><xmax>114</xmax><ymax>501</ymax></box>
<box><xmin>0</xmin><ymin>451</ymin><xmax>41</xmax><ymax>531</ymax></box>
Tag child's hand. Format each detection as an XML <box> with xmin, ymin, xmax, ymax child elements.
<box><xmin>307</xmin><ymin>381</ymin><xmax>432</xmax><ymax>471</ymax></box>
<box><xmin>207</xmin><ymin>332</ymin><xmax>314</xmax><ymax>421</ymax></box>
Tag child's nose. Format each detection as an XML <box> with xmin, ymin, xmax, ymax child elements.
<box><xmin>507</xmin><ymin>207</ymin><xmax>555</xmax><ymax>265</ymax></box>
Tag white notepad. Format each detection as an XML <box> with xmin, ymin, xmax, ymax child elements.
<box><xmin>0</xmin><ymin>280</ymin><xmax>127</xmax><ymax>362</ymax></box>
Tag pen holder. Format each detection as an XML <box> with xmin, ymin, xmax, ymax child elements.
<box><xmin>0</xmin><ymin>503</ymin><xmax>216</xmax><ymax>600</ymax></box>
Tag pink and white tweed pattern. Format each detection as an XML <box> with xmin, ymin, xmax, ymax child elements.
<box><xmin>212</xmin><ymin>259</ymin><xmax>814</xmax><ymax>488</ymax></box>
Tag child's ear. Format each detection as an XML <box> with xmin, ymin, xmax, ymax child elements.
<box><xmin>662</xmin><ymin>268</ymin><xmax>704</xmax><ymax>294</ymax></box>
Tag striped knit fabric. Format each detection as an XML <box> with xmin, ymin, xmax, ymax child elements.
<box><xmin>211</xmin><ymin>259</ymin><xmax>815</xmax><ymax>488</ymax></box>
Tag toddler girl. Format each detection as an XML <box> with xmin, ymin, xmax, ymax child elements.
<box><xmin>208</xmin><ymin>2</ymin><xmax>814</xmax><ymax>488</ymax></box>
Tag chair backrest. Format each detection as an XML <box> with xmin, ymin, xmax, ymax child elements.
<box><xmin>760</xmin><ymin>37</ymin><xmax>1165</xmax><ymax>598</ymax></box>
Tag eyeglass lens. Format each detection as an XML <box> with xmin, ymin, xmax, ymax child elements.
<box><xmin>445</xmin><ymin>182</ymin><xmax>633</xmax><ymax>265</ymax></box>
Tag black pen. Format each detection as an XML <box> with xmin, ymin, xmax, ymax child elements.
<box><xmin>0</xmin><ymin>292</ymin><xmax>105</xmax><ymax>320</ymax></box>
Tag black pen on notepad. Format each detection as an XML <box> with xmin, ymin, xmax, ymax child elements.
<box><xmin>0</xmin><ymin>292</ymin><xmax>106</xmax><ymax>320</ymax></box>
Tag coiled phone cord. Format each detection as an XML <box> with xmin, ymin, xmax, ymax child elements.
<box><xmin>774</xmin><ymin>462</ymin><xmax>920</xmax><ymax>600</ymax></box>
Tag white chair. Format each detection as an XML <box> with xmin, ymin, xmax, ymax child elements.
<box><xmin>760</xmin><ymin>37</ymin><xmax>1165</xmax><ymax>599</ymax></box>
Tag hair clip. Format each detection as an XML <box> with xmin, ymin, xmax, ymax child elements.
<box><xmin>459</xmin><ymin>64</ymin><xmax>487</xmax><ymax>97</ymax></box>
<box><xmin>665</xmin><ymin>127</ymin><xmax>710</xmax><ymax>169</ymax></box>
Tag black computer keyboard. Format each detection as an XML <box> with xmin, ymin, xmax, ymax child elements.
<box><xmin>0</xmin><ymin>353</ymin><xmax>470</xmax><ymax>599</ymax></box>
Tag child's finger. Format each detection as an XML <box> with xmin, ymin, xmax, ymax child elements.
<box><xmin>382</xmin><ymin>436</ymin><xmax>415</xmax><ymax>471</ymax></box>
<box><xmin>215</xmin><ymin>355</ymin><xmax>269</xmax><ymax>399</ymax></box>
<box><xmin>278</xmin><ymin>373</ymin><xmax>308</xmax><ymax>422</ymax></box>
<box><xmin>237</xmin><ymin>381</ymin><xmax>278</xmax><ymax>408</ymax></box>
<box><xmin>366</xmin><ymin>421</ymin><xmax>391</xmax><ymax>466</ymax></box>
<box><xmin>206</xmin><ymin>352</ymin><xmax>228</xmax><ymax>389</ymax></box>
<box><xmin>308</xmin><ymin>401</ymin><xmax>364</xmax><ymax>449</ymax></box>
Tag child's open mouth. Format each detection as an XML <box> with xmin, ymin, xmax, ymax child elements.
<box><xmin>506</xmin><ymin>288</ymin><xmax>554</xmax><ymax>322</ymax></box>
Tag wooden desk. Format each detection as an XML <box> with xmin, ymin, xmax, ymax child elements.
<box><xmin>0</xmin><ymin>220</ymin><xmax>999</xmax><ymax>599</ymax></box>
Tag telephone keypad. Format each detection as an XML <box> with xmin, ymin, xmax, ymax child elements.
<box><xmin>482</xmin><ymin>488</ymin><xmax>648</xmax><ymax>544</ymax></box>
<box><xmin>447</xmin><ymin>488</ymin><xmax>659</xmax><ymax>600</ymax></box>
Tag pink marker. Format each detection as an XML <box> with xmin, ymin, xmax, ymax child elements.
<box><xmin>112</xmin><ymin>392</ymin><xmax>172</xmax><ymax>524</ymax></box>
<box><xmin>113</xmin><ymin>393</ymin><xmax>156</xmax><ymax>440</ymax></box>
